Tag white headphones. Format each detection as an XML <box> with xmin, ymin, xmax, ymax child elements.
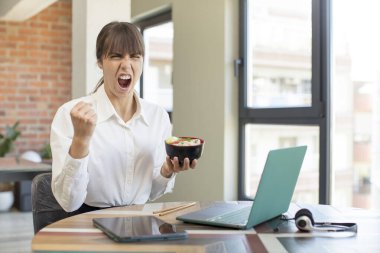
<box><xmin>295</xmin><ymin>208</ymin><xmax>357</xmax><ymax>233</ymax></box>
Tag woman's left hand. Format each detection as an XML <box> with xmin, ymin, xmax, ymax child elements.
<box><xmin>160</xmin><ymin>156</ymin><xmax>197</xmax><ymax>178</ymax></box>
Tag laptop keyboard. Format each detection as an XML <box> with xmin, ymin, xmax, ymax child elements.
<box><xmin>207</xmin><ymin>206</ymin><xmax>251</xmax><ymax>225</ymax></box>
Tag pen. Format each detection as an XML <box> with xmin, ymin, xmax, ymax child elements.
<box><xmin>153</xmin><ymin>202</ymin><xmax>197</xmax><ymax>216</ymax></box>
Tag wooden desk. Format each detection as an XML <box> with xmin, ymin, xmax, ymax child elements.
<box><xmin>0</xmin><ymin>157</ymin><xmax>52</xmax><ymax>211</ymax></box>
<box><xmin>32</xmin><ymin>201</ymin><xmax>380</xmax><ymax>253</ymax></box>
<box><xmin>0</xmin><ymin>157</ymin><xmax>51</xmax><ymax>182</ymax></box>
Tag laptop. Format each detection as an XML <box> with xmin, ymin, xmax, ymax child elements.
<box><xmin>176</xmin><ymin>146</ymin><xmax>307</xmax><ymax>229</ymax></box>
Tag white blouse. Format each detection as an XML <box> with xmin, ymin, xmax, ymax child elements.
<box><xmin>50</xmin><ymin>85</ymin><xmax>175</xmax><ymax>212</ymax></box>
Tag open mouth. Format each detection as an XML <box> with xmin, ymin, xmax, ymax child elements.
<box><xmin>118</xmin><ymin>74</ymin><xmax>131</xmax><ymax>89</ymax></box>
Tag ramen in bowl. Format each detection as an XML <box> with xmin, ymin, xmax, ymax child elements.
<box><xmin>165</xmin><ymin>136</ymin><xmax>204</xmax><ymax>166</ymax></box>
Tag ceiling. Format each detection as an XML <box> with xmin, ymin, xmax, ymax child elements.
<box><xmin>0</xmin><ymin>0</ymin><xmax>57</xmax><ymax>21</ymax></box>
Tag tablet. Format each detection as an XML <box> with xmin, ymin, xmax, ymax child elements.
<box><xmin>93</xmin><ymin>216</ymin><xmax>188</xmax><ymax>243</ymax></box>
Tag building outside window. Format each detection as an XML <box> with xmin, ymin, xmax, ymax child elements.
<box><xmin>332</xmin><ymin>0</ymin><xmax>380</xmax><ymax>210</ymax></box>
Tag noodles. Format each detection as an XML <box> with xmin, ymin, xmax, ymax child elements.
<box><xmin>166</xmin><ymin>137</ymin><xmax>201</xmax><ymax>146</ymax></box>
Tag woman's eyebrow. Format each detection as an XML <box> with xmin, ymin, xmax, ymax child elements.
<box><xmin>107</xmin><ymin>51</ymin><xmax>122</xmax><ymax>56</ymax></box>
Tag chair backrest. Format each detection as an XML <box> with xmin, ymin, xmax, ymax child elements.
<box><xmin>31</xmin><ymin>172</ymin><xmax>69</xmax><ymax>234</ymax></box>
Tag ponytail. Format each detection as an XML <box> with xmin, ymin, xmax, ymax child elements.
<box><xmin>92</xmin><ymin>77</ymin><xmax>104</xmax><ymax>94</ymax></box>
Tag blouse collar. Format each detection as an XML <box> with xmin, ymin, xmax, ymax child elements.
<box><xmin>91</xmin><ymin>85</ymin><xmax>149</xmax><ymax>126</ymax></box>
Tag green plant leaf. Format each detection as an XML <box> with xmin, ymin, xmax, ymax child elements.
<box><xmin>0</xmin><ymin>121</ymin><xmax>21</xmax><ymax>157</ymax></box>
<box><xmin>40</xmin><ymin>143</ymin><xmax>52</xmax><ymax>159</ymax></box>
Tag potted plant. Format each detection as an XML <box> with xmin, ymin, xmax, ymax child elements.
<box><xmin>0</xmin><ymin>122</ymin><xmax>21</xmax><ymax>212</ymax></box>
<box><xmin>0</xmin><ymin>183</ymin><xmax>15</xmax><ymax>211</ymax></box>
<box><xmin>0</xmin><ymin>121</ymin><xmax>21</xmax><ymax>157</ymax></box>
<box><xmin>40</xmin><ymin>143</ymin><xmax>52</xmax><ymax>164</ymax></box>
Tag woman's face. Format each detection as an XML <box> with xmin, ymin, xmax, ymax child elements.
<box><xmin>98</xmin><ymin>52</ymin><xmax>143</xmax><ymax>98</ymax></box>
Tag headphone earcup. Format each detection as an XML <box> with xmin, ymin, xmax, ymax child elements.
<box><xmin>294</xmin><ymin>208</ymin><xmax>358</xmax><ymax>233</ymax></box>
<box><xmin>295</xmin><ymin>208</ymin><xmax>315</xmax><ymax>232</ymax></box>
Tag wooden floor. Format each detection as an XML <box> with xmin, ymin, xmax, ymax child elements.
<box><xmin>0</xmin><ymin>209</ymin><xmax>34</xmax><ymax>253</ymax></box>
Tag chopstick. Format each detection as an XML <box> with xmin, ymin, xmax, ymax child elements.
<box><xmin>153</xmin><ymin>202</ymin><xmax>197</xmax><ymax>216</ymax></box>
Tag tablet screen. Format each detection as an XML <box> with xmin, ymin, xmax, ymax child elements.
<box><xmin>93</xmin><ymin>216</ymin><xmax>188</xmax><ymax>242</ymax></box>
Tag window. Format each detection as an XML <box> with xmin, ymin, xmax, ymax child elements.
<box><xmin>241</xmin><ymin>0</ymin><xmax>380</xmax><ymax>211</ymax></box>
<box><xmin>332</xmin><ymin>0</ymin><xmax>380</xmax><ymax>210</ymax></box>
<box><xmin>239</xmin><ymin>0</ymin><xmax>330</xmax><ymax>204</ymax></box>
<box><xmin>245</xmin><ymin>124</ymin><xmax>320</xmax><ymax>203</ymax></box>
<box><xmin>134</xmin><ymin>11</ymin><xmax>173</xmax><ymax>119</ymax></box>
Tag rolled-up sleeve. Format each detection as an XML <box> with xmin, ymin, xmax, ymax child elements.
<box><xmin>50</xmin><ymin>104</ymin><xmax>90</xmax><ymax>212</ymax></box>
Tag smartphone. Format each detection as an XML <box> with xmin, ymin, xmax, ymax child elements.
<box><xmin>93</xmin><ymin>216</ymin><xmax>188</xmax><ymax>243</ymax></box>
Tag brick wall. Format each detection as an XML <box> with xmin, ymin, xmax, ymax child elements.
<box><xmin>0</xmin><ymin>0</ymin><xmax>72</xmax><ymax>156</ymax></box>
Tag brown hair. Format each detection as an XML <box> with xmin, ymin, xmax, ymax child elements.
<box><xmin>93</xmin><ymin>21</ymin><xmax>145</xmax><ymax>93</ymax></box>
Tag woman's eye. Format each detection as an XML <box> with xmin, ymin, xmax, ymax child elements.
<box><xmin>131</xmin><ymin>54</ymin><xmax>141</xmax><ymax>59</ymax></box>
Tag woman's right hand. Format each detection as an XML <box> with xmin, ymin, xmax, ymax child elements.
<box><xmin>69</xmin><ymin>101</ymin><xmax>97</xmax><ymax>158</ymax></box>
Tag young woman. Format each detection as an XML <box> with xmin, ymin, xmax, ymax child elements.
<box><xmin>50</xmin><ymin>21</ymin><xmax>197</xmax><ymax>213</ymax></box>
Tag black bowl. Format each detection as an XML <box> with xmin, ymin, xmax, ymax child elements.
<box><xmin>165</xmin><ymin>137</ymin><xmax>204</xmax><ymax>166</ymax></box>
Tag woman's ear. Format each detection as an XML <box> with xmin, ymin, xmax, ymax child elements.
<box><xmin>97</xmin><ymin>60</ymin><xmax>103</xmax><ymax>69</ymax></box>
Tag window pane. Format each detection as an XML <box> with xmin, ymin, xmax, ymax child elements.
<box><xmin>332</xmin><ymin>0</ymin><xmax>380</xmax><ymax>210</ymax></box>
<box><xmin>143</xmin><ymin>22</ymin><xmax>173</xmax><ymax>111</ymax></box>
<box><xmin>245</xmin><ymin>124</ymin><xmax>319</xmax><ymax>203</ymax></box>
<box><xmin>247</xmin><ymin>0</ymin><xmax>312</xmax><ymax>108</ymax></box>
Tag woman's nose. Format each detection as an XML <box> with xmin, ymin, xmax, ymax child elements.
<box><xmin>120</xmin><ymin>55</ymin><xmax>131</xmax><ymax>69</ymax></box>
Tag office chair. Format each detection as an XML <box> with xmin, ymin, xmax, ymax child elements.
<box><xmin>15</xmin><ymin>151</ymin><xmax>43</xmax><ymax>211</ymax></box>
<box><xmin>31</xmin><ymin>172</ymin><xmax>69</xmax><ymax>234</ymax></box>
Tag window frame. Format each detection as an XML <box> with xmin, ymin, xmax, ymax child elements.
<box><xmin>238</xmin><ymin>0</ymin><xmax>332</xmax><ymax>204</ymax></box>
<box><xmin>133</xmin><ymin>10</ymin><xmax>173</xmax><ymax>119</ymax></box>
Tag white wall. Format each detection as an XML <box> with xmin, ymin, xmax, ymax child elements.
<box><xmin>72</xmin><ymin>0</ymin><xmax>131</xmax><ymax>98</ymax></box>
<box><xmin>132</xmin><ymin>0</ymin><xmax>239</xmax><ymax>201</ymax></box>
